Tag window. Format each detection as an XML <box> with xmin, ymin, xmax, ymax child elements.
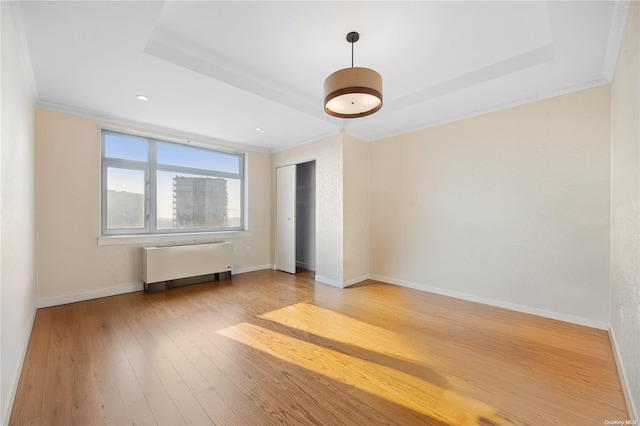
<box><xmin>101</xmin><ymin>130</ymin><xmax>244</xmax><ymax>235</ymax></box>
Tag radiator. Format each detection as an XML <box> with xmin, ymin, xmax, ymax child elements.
<box><xmin>142</xmin><ymin>242</ymin><xmax>233</xmax><ymax>292</ymax></box>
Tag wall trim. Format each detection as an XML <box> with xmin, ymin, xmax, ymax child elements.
<box><xmin>7</xmin><ymin>2</ymin><xmax>38</xmax><ymax>102</ymax></box>
<box><xmin>35</xmin><ymin>100</ymin><xmax>271</xmax><ymax>154</ymax></box>
<box><xmin>609</xmin><ymin>326</ymin><xmax>638</xmax><ymax>420</ymax></box>
<box><xmin>33</xmin><ymin>268</ymin><xmax>614</xmax><ymax>329</ymax></box>
<box><xmin>2</xmin><ymin>305</ymin><xmax>37</xmax><ymax>426</ymax></box>
<box><xmin>36</xmin><ymin>282</ymin><xmax>144</xmax><ymax>309</ymax></box>
<box><xmin>315</xmin><ymin>275</ymin><xmax>344</xmax><ymax>288</ymax></box>
<box><xmin>369</xmin><ymin>274</ymin><xmax>610</xmax><ymax>330</ymax></box>
<box><xmin>343</xmin><ymin>274</ymin><xmax>369</xmax><ymax>288</ymax></box>
<box><xmin>270</xmin><ymin>130</ymin><xmax>341</xmax><ymax>154</ymax></box>
<box><xmin>363</xmin><ymin>78</ymin><xmax>611</xmax><ymax>143</ymax></box>
<box><xmin>603</xmin><ymin>1</ymin><xmax>631</xmax><ymax>82</ymax></box>
<box><xmin>35</xmin><ymin>265</ymin><xmax>273</xmax><ymax>308</ymax></box>
<box><xmin>233</xmin><ymin>264</ymin><xmax>274</xmax><ymax>274</ymax></box>
<box><xmin>314</xmin><ymin>274</ymin><xmax>369</xmax><ymax>288</ymax></box>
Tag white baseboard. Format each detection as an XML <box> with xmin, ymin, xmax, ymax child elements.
<box><xmin>233</xmin><ymin>264</ymin><xmax>274</xmax><ymax>274</ymax></box>
<box><xmin>315</xmin><ymin>275</ymin><xmax>344</xmax><ymax>288</ymax></box>
<box><xmin>343</xmin><ymin>274</ymin><xmax>369</xmax><ymax>288</ymax></box>
<box><xmin>313</xmin><ymin>274</ymin><xmax>368</xmax><ymax>288</ymax></box>
<box><xmin>36</xmin><ymin>265</ymin><xmax>277</xmax><ymax>308</ymax></box>
<box><xmin>34</xmin><ymin>271</ymin><xmax>611</xmax><ymax>331</ymax></box>
<box><xmin>609</xmin><ymin>326</ymin><xmax>638</xmax><ymax>420</ymax></box>
<box><xmin>2</xmin><ymin>304</ymin><xmax>37</xmax><ymax>426</ymax></box>
<box><xmin>37</xmin><ymin>282</ymin><xmax>143</xmax><ymax>308</ymax></box>
<box><xmin>368</xmin><ymin>274</ymin><xmax>610</xmax><ymax>330</ymax></box>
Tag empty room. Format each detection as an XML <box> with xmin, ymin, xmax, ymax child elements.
<box><xmin>1</xmin><ymin>1</ymin><xmax>639</xmax><ymax>425</ymax></box>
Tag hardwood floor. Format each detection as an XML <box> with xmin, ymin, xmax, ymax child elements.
<box><xmin>10</xmin><ymin>269</ymin><xmax>629</xmax><ymax>425</ymax></box>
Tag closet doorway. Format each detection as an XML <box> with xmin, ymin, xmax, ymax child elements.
<box><xmin>275</xmin><ymin>161</ymin><xmax>316</xmax><ymax>274</ymax></box>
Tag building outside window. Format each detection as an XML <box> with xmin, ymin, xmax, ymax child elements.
<box><xmin>172</xmin><ymin>176</ymin><xmax>228</xmax><ymax>228</ymax></box>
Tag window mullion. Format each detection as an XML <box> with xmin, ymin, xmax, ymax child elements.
<box><xmin>103</xmin><ymin>159</ymin><xmax>147</xmax><ymax>171</ymax></box>
<box><xmin>148</xmin><ymin>140</ymin><xmax>158</xmax><ymax>233</ymax></box>
<box><xmin>101</xmin><ymin>138</ymin><xmax>108</xmax><ymax>235</ymax></box>
<box><xmin>156</xmin><ymin>164</ymin><xmax>240</xmax><ymax>180</ymax></box>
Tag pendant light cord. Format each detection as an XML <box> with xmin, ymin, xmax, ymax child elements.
<box><xmin>346</xmin><ymin>31</ymin><xmax>359</xmax><ymax>68</ymax></box>
<box><xmin>351</xmin><ymin>41</ymin><xmax>354</xmax><ymax>68</ymax></box>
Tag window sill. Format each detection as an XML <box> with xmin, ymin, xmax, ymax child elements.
<box><xmin>97</xmin><ymin>230</ymin><xmax>253</xmax><ymax>246</ymax></box>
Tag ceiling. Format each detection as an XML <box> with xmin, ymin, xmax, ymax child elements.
<box><xmin>12</xmin><ymin>1</ymin><xmax>628</xmax><ymax>153</ymax></box>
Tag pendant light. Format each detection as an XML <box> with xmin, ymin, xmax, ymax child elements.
<box><xmin>324</xmin><ymin>32</ymin><xmax>383</xmax><ymax>118</ymax></box>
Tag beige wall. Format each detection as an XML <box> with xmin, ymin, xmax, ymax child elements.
<box><xmin>343</xmin><ymin>134</ymin><xmax>369</xmax><ymax>284</ymax></box>
<box><xmin>35</xmin><ymin>108</ymin><xmax>271</xmax><ymax>301</ymax></box>
<box><xmin>369</xmin><ymin>85</ymin><xmax>611</xmax><ymax>325</ymax></box>
<box><xmin>1</xmin><ymin>3</ymin><xmax>37</xmax><ymax>423</ymax></box>
<box><xmin>271</xmin><ymin>133</ymin><xmax>370</xmax><ymax>286</ymax></box>
<box><xmin>243</xmin><ymin>149</ymin><xmax>272</xmax><ymax>270</ymax></box>
<box><xmin>271</xmin><ymin>134</ymin><xmax>344</xmax><ymax>285</ymax></box>
<box><xmin>610</xmin><ymin>1</ymin><xmax>640</xmax><ymax>419</ymax></box>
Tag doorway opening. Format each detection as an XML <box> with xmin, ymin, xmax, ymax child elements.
<box><xmin>295</xmin><ymin>161</ymin><xmax>316</xmax><ymax>272</ymax></box>
<box><xmin>275</xmin><ymin>161</ymin><xmax>316</xmax><ymax>274</ymax></box>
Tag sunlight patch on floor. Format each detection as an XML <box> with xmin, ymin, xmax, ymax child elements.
<box><xmin>217</xmin><ymin>319</ymin><xmax>514</xmax><ymax>425</ymax></box>
<box><xmin>260</xmin><ymin>302</ymin><xmax>436</xmax><ymax>364</ymax></box>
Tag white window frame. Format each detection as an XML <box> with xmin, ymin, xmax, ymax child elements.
<box><xmin>101</xmin><ymin>129</ymin><xmax>245</xmax><ymax>237</ymax></box>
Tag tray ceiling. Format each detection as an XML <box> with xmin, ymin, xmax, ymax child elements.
<box><xmin>13</xmin><ymin>1</ymin><xmax>627</xmax><ymax>152</ymax></box>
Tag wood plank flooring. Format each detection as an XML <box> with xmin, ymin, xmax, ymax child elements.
<box><xmin>10</xmin><ymin>269</ymin><xmax>629</xmax><ymax>425</ymax></box>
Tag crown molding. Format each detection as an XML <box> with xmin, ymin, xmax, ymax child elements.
<box><xmin>365</xmin><ymin>77</ymin><xmax>611</xmax><ymax>143</ymax></box>
<box><xmin>35</xmin><ymin>74</ymin><xmax>609</xmax><ymax>154</ymax></box>
<box><xmin>603</xmin><ymin>1</ymin><xmax>631</xmax><ymax>82</ymax></box>
<box><xmin>8</xmin><ymin>1</ymin><xmax>39</xmax><ymax>102</ymax></box>
<box><xmin>269</xmin><ymin>129</ymin><xmax>342</xmax><ymax>154</ymax></box>
<box><xmin>35</xmin><ymin>100</ymin><xmax>272</xmax><ymax>154</ymax></box>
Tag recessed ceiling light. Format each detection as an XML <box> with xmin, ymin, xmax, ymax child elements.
<box><xmin>136</xmin><ymin>95</ymin><xmax>149</xmax><ymax>101</ymax></box>
<box><xmin>255</xmin><ymin>127</ymin><xmax>263</xmax><ymax>131</ymax></box>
